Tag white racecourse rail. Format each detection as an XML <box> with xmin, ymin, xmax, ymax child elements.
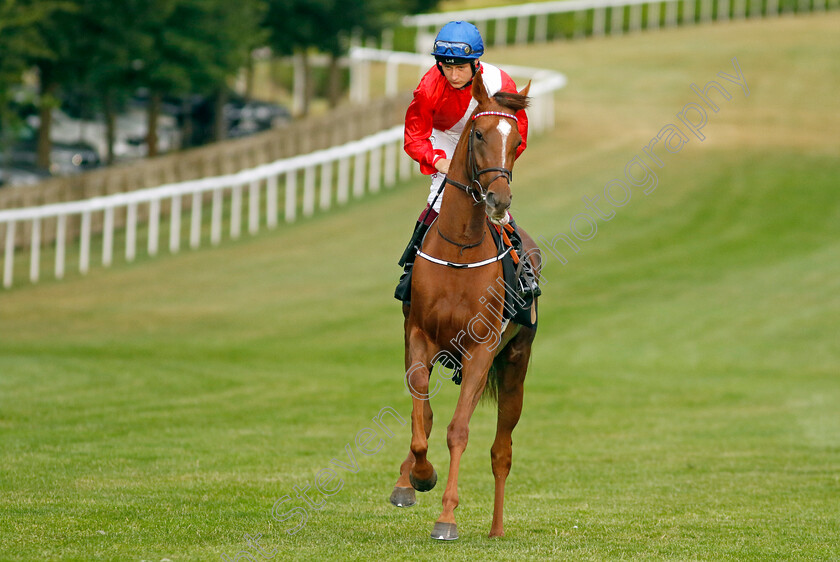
<box><xmin>0</xmin><ymin>52</ymin><xmax>566</xmax><ymax>289</ymax></box>
<box><xmin>403</xmin><ymin>0</ymin><xmax>839</xmax><ymax>51</ymax></box>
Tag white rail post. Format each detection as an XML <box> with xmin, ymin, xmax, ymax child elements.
<box><xmin>80</xmin><ymin>211</ymin><xmax>91</xmax><ymax>273</ymax></box>
<box><xmin>285</xmin><ymin>170</ymin><xmax>297</xmax><ymax>222</ymax></box>
<box><xmin>55</xmin><ymin>214</ymin><xmax>66</xmax><ymax>279</ymax></box>
<box><xmin>649</xmin><ymin>3</ymin><xmax>661</xmax><ymax>29</ymax></box>
<box><xmin>337</xmin><ymin>157</ymin><xmax>350</xmax><ymax>204</ymax></box>
<box><xmin>350</xmin><ymin>52</ymin><xmax>361</xmax><ymax>103</ymax></box>
<box><xmin>360</xmin><ymin>60</ymin><xmax>371</xmax><ymax>103</ymax></box>
<box><xmin>320</xmin><ymin>161</ymin><xmax>333</xmax><ymax>211</ymax></box>
<box><xmin>30</xmin><ymin>217</ymin><xmax>41</xmax><ymax>283</ymax></box>
<box><xmin>211</xmin><ymin>188</ymin><xmax>223</xmax><ymax>244</ymax></box>
<box><xmin>231</xmin><ymin>184</ymin><xmax>243</xmax><ymax>238</ymax></box>
<box><xmin>292</xmin><ymin>52</ymin><xmax>306</xmax><ymax>116</ymax></box>
<box><xmin>353</xmin><ymin>151</ymin><xmax>366</xmax><ymax>198</ymax></box>
<box><xmin>303</xmin><ymin>165</ymin><xmax>316</xmax><ymax>217</ymax></box>
<box><xmin>630</xmin><ymin>4</ymin><xmax>643</xmax><ymax>31</ymax></box>
<box><xmin>386</xmin><ymin>59</ymin><xmax>398</xmax><ymax>97</ymax></box>
<box><xmin>370</xmin><ymin>145</ymin><xmax>382</xmax><ymax>193</ymax></box>
<box><xmin>381</xmin><ymin>28</ymin><xmax>394</xmax><ymax>50</ymax></box>
<box><xmin>384</xmin><ymin>140</ymin><xmax>397</xmax><ymax>187</ymax></box>
<box><xmin>593</xmin><ymin>7</ymin><xmax>606</xmax><ymax>36</ymax></box>
<box><xmin>573</xmin><ymin>10</ymin><xmax>586</xmax><ymax>38</ymax></box>
<box><xmin>148</xmin><ymin>198</ymin><xmax>160</xmax><ymax>256</ymax></box>
<box><xmin>534</xmin><ymin>13</ymin><xmax>548</xmax><ymax>42</ymax></box>
<box><xmin>611</xmin><ymin>5</ymin><xmax>625</xmax><ymax>34</ymax></box>
<box><xmin>666</xmin><ymin>0</ymin><xmax>678</xmax><ymax>25</ymax></box>
<box><xmin>515</xmin><ymin>15</ymin><xmax>529</xmax><ymax>44</ymax></box>
<box><xmin>248</xmin><ymin>180</ymin><xmax>260</xmax><ymax>234</ymax></box>
<box><xmin>190</xmin><ymin>191</ymin><xmax>202</xmax><ymax>248</ymax></box>
<box><xmin>475</xmin><ymin>20</ymin><xmax>488</xmax><ymax>43</ymax></box>
<box><xmin>684</xmin><ymin>0</ymin><xmax>697</xmax><ymax>23</ymax></box>
<box><xmin>267</xmin><ymin>175</ymin><xmax>279</xmax><ymax>228</ymax></box>
<box><xmin>169</xmin><ymin>195</ymin><xmax>181</xmax><ymax>253</ymax></box>
<box><xmin>126</xmin><ymin>203</ymin><xmax>137</xmax><ymax>262</ymax></box>
<box><xmin>103</xmin><ymin>207</ymin><xmax>114</xmax><ymax>266</ymax></box>
<box><xmin>495</xmin><ymin>17</ymin><xmax>507</xmax><ymax>46</ymax></box>
<box><xmin>399</xmin><ymin>145</ymin><xmax>412</xmax><ymax>181</ymax></box>
<box><xmin>3</xmin><ymin>220</ymin><xmax>15</xmax><ymax>288</ymax></box>
<box><xmin>701</xmin><ymin>0</ymin><xmax>713</xmax><ymax>21</ymax></box>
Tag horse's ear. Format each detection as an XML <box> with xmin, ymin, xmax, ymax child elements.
<box><xmin>471</xmin><ymin>69</ymin><xmax>490</xmax><ymax>104</ymax></box>
<box><xmin>519</xmin><ymin>80</ymin><xmax>531</xmax><ymax>98</ymax></box>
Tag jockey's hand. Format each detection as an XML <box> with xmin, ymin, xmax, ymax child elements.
<box><xmin>434</xmin><ymin>158</ymin><xmax>450</xmax><ymax>174</ymax></box>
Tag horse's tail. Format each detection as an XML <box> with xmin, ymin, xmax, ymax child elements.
<box><xmin>482</xmin><ymin>357</ymin><xmax>504</xmax><ymax>404</ymax></box>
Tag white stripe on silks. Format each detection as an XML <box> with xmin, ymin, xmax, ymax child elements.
<box><xmin>417</xmin><ymin>246</ymin><xmax>511</xmax><ymax>269</ymax></box>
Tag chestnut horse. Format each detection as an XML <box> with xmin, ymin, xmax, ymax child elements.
<box><xmin>389</xmin><ymin>70</ymin><xmax>540</xmax><ymax>540</ymax></box>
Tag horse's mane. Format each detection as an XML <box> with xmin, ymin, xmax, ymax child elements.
<box><xmin>492</xmin><ymin>91</ymin><xmax>530</xmax><ymax>113</ymax></box>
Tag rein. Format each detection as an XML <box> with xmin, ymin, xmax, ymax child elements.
<box><xmin>444</xmin><ymin>111</ymin><xmax>519</xmax><ymax>205</ymax></box>
<box><xmin>421</xmin><ymin>110</ymin><xmax>520</xmax><ymax>269</ymax></box>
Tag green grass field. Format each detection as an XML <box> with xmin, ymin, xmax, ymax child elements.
<box><xmin>2</xmin><ymin>14</ymin><xmax>839</xmax><ymax>561</ymax></box>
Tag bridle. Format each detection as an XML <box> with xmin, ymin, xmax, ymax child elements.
<box><xmin>416</xmin><ymin>110</ymin><xmax>520</xmax><ymax>269</ymax></box>
<box><xmin>444</xmin><ymin>111</ymin><xmax>519</xmax><ymax>205</ymax></box>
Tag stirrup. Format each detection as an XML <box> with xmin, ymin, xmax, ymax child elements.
<box><xmin>517</xmin><ymin>261</ymin><xmax>541</xmax><ymax>300</ymax></box>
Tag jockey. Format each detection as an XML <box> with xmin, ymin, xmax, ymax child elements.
<box><xmin>395</xmin><ymin>20</ymin><xmax>541</xmax><ymax>306</ymax></box>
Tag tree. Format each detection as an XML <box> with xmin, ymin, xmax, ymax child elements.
<box><xmin>129</xmin><ymin>0</ymin><xmax>266</xmax><ymax>154</ymax></box>
<box><xmin>0</xmin><ymin>0</ymin><xmax>73</xmax><ymax>170</ymax></box>
<box><xmin>262</xmin><ymin>0</ymin><xmax>442</xmax><ymax>111</ymax></box>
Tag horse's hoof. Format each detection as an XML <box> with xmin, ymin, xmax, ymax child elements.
<box><xmin>389</xmin><ymin>486</ymin><xmax>416</xmax><ymax>507</ymax></box>
<box><xmin>431</xmin><ymin>521</ymin><xmax>458</xmax><ymax>540</ymax></box>
<box><xmin>409</xmin><ymin>469</ymin><xmax>437</xmax><ymax>492</ymax></box>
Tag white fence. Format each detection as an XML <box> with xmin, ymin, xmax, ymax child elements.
<box><xmin>1</xmin><ymin>50</ymin><xmax>567</xmax><ymax>289</ymax></box>
<box><xmin>0</xmin><ymin>127</ymin><xmax>410</xmax><ymax>289</ymax></box>
<box><xmin>403</xmin><ymin>0</ymin><xmax>839</xmax><ymax>51</ymax></box>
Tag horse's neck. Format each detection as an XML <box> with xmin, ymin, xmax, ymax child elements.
<box><xmin>436</xmin><ymin>139</ymin><xmax>487</xmax><ymax>247</ymax></box>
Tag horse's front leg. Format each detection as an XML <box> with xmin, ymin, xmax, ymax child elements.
<box><xmin>390</xmin><ymin>327</ymin><xmax>438</xmax><ymax>507</ymax></box>
<box><xmin>431</xmin><ymin>351</ymin><xmax>494</xmax><ymax>540</ymax></box>
<box><xmin>390</xmin><ymin>398</ymin><xmax>433</xmax><ymax>507</ymax></box>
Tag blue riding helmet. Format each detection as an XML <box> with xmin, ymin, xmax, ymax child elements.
<box><xmin>432</xmin><ymin>21</ymin><xmax>484</xmax><ymax>65</ymax></box>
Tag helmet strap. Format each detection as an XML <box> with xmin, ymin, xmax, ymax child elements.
<box><xmin>435</xmin><ymin>60</ymin><xmax>481</xmax><ymax>90</ymax></box>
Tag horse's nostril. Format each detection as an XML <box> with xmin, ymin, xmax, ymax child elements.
<box><xmin>485</xmin><ymin>192</ymin><xmax>496</xmax><ymax>206</ymax></box>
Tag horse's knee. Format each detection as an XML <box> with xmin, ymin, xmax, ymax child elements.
<box><xmin>446</xmin><ymin>423</ymin><xmax>469</xmax><ymax>451</ymax></box>
<box><xmin>407</xmin><ymin>366</ymin><xmax>429</xmax><ymax>396</ymax></box>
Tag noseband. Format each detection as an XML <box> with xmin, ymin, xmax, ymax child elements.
<box><xmin>444</xmin><ymin>111</ymin><xmax>518</xmax><ymax>205</ymax></box>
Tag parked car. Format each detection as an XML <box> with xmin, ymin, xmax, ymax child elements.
<box><xmin>0</xmin><ymin>163</ymin><xmax>50</xmax><ymax>188</ymax></box>
<box><xmin>5</xmin><ymin>137</ymin><xmax>101</xmax><ymax>176</ymax></box>
<box><xmin>225</xmin><ymin>96</ymin><xmax>291</xmax><ymax>138</ymax></box>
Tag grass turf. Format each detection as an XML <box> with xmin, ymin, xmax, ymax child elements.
<box><xmin>2</xmin><ymin>13</ymin><xmax>840</xmax><ymax>561</ymax></box>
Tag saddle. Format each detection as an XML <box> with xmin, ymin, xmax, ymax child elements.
<box><xmin>488</xmin><ymin>221</ymin><xmax>537</xmax><ymax>329</ymax></box>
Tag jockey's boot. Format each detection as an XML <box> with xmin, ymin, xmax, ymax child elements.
<box><xmin>507</xmin><ymin>220</ymin><xmax>542</xmax><ymax>302</ymax></box>
<box><xmin>394</xmin><ymin>221</ymin><xmax>431</xmax><ymax>303</ymax></box>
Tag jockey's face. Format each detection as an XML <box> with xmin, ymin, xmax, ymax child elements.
<box><xmin>440</xmin><ymin>62</ymin><xmax>473</xmax><ymax>89</ymax></box>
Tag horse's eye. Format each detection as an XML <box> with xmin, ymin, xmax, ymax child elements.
<box><xmin>474</xmin><ymin>130</ymin><xmax>483</xmax><ymax>141</ymax></box>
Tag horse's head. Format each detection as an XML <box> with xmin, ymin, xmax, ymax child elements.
<box><xmin>469</xmin><ymin>71</ymin><xmax>530</xmax><ymax>224</ymax></box>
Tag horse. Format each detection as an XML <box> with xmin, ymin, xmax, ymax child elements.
<box><xmin>389</xmin><ymin>69</ymin><xmax>541</xmax><ymax>540</ymax></box>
